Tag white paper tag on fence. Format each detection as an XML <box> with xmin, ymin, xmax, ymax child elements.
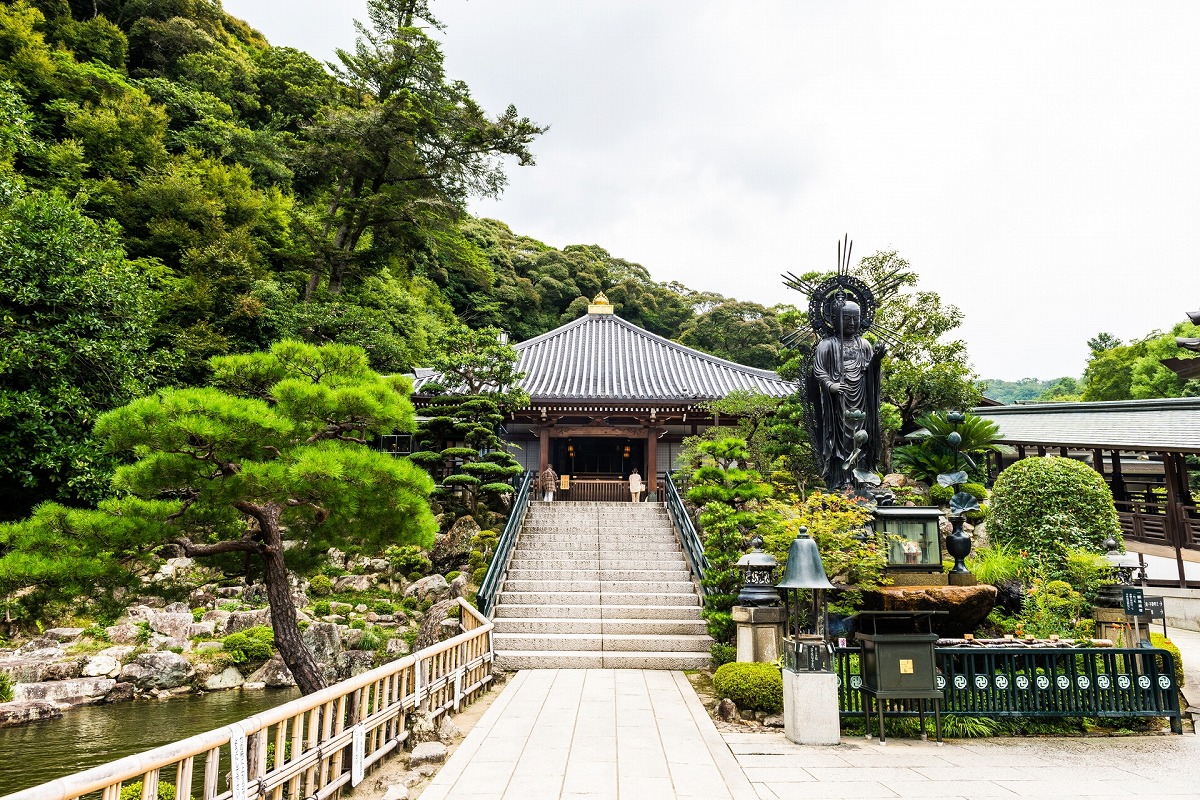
<box><xmin>351</xmin><ymin>723</ymin><xmax>365</xmax><ymax>787</ymax></box>
<box><xmin>229</xmin><ymin>727</ymin><xmax>248</xmax><ymax>800</ymax></box>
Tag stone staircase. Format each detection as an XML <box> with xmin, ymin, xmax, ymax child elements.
<box><xmin>492</xmin><ymin>501</ymin><xmax>712</xmax><ymax>669</ymax></box>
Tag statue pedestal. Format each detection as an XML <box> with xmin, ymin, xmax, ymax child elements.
<box><xmin>948</xmin><ymin>572</ymin><xmax>979</xmax><ymax>587</ymax></box>
<box><xmin>783</xmin><ymin>669</ymin><xmax>841</xmax><ymax>745</ymax></box>
<box><xmin>733</xmin><ymin>606</ymin><xmax>785</xmax><ymax>663</ymax></box>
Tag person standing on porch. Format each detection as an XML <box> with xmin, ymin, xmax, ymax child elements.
<box><xmin>540</xmin><ymin>465</ymin><xmax>559</xmax><ymax>501</ymax></box>
<box><xmin>628</xmin><ymin>468</ymin><xmax>644</xmax><ymax>503</ymax></box>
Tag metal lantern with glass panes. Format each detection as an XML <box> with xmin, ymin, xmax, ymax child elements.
<box><xmin>736</xmin><ymin>536</ymin><xmax>780</xmax><ymax>607</ymax></box>
<box><xmin>776</xmin><ymin>527</ymin><xmax>836</xmax><ymax>671</ymax></box>
<box><xmin>872</xmin><ymin>506</ymin><xmax>943</xmax><ymax>572</ymax></box>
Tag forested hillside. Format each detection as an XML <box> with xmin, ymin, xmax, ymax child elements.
<box><xmin>0</xmin><ymin>0</ymin><xmax>812</xmax><ymax>519</ymax></box>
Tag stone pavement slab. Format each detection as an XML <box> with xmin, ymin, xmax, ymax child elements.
<box><xmin>418</xmin><ymin>669</ymin><xmax>756</xmax><ymax>800</ymax></box>
<box><xmin>727</xmin><ymin>730</ymin><xmax>1200</xmax><ymax>799</ymax></box>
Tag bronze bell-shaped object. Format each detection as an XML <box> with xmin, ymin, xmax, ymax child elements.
<box><xmin>776</xmin><ymin>527</ymin><xmax>835</xmax><ymax>590</ymax></box>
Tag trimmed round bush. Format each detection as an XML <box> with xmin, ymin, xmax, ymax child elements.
<box><xmin>712</xmin><ymin>662</ymin><xmax>783</xmax><ymax>714</ymax></box>
<box><xmin>988</xmin><ymin>456</ymin><xmax>1121</xmax><ymax>566</ymax></box>
<box><xmin>308</xmin><ymin>574</ymin><xmax>333</xmax><ymax>596</ymax></box>
<box><xmin>221</xmin><ymin>626</ymin><xmax>275</xmax><ymax>663</ymax></box>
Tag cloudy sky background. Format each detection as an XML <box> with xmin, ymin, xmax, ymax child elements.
<box><xmin>223</xmin><ymin>0</ymin><xmax>1199</xmax><ymax>382</ymax></box>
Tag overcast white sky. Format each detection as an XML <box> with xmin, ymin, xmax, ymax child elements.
<box><xmin>223</xmin><ymin>0</ymin><xmax>1199</xmax><ymax>382</ymax></box>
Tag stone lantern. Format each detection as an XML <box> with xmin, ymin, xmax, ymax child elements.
<box><xmin>736</xmin><ymin>536</ymin><xmax>779</xmax><ymax>607</ymax></box>
<box><xmin>732</xmin><ymin>536</ymin><xmax>784</xmax><ymax>663</ymax></box>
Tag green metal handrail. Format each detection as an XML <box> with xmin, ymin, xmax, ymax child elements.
<box><xmin>832</xmin><ymin>645</ymin><xmax>1183</xmax><ymax>733</ymax></box>
<box><xmin>665</xmin><ymin>472</ymin><xmax>710</xmax><ymax>594</ymax></box>
<box><xmin>476</xmin><ymin>470</ymin><xmax>534</xmax><ymax>617</ymax></box>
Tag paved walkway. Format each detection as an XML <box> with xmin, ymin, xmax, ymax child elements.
<box><xmin>420</xmin><ymin>655</ymin><xmax>1200</xmax><ymax>800</ymax></box>
<box><xmin>728</xmin><ymin>730</ymin><xmax>1200</xmax><ymax>799</ymax></box>
<box><xmin>420</xmin><ymin>669</ymin><xmax>754</xmax><ymax>800</ymax></box>
<box><xmin>1167</xmin><ymin>625</ymin><xmax>1200</xmax><ymax>711</ymax></box>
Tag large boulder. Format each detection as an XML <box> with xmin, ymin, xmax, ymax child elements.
<box><xmin>249</xmin><ymin>654</ymin><xmax>295</xmax><ymax>688</ymax></box>
<box><xmin>106</xmin><ymin>624</ymin><xmax>142</xmax><ymax>645</ymax></box>
<box><xmin>150</xmin><ymin>612</ymin><xmax>194</xmax><ymax>638</ymax></box>
<box><xmin>866</xmin><ymin>585</ymin><xmax>998</xmax><ymax>638</ymax></box>
<box><xmin>301</xmin><ymin>622</ymin><xmax>343</xmax><ymax>682</ymax></box>
<box><xmin>122</xmin><ymin>652</ymin><xmax>194</xmax><ymax>691</ymax></box>
<box><xmin>0</xmin><ymin>700</ymin><xmax>63</xmax><ymax>728</ymax></box>
<box><xmin>404</xmin><ymin>575</ymin><xmax>450</xmax><ymax>604</ymax></box>
<box><xmin>40</xmin><ymin>659</ymin><xmax>84</xmax><ymax>681</ymax></box>
<box><xmin>220</xmin><ymin>608</ymin><xmax>272</xmax><ymax>635</ymax></box>
<box><xmin>82</xmin><ymin>655</ymin><xmax>123</xmax><ymax>678</ymax></box>
<box><xmin>431</xmin><ymin>516</ymin><xmax>479</xmax><ymax>569</ymax></box>
<box><xmin>43</xmin><ymin>627</ymin><xmax>86</xmax><ymax>643</ymax></box>
<box><xmin>334</xmin><ymin>575</ymin><xmax>375</xmax><ymax>593</ymax></box>
<box><xmin>204</xmin><ymin>667</ymin><xmax>246</xmax><ymax>690</ymax></box>
<box><xmin>0</xmin><ymin>652</ymin><xmax>63</xmax><ymax>683</ymax></box>
<box><xmin>14</xmin><ymin>677</ymin><xmax>115</xmax><ymax>706</ymax></box>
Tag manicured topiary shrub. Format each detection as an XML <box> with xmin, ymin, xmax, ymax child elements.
<box><xmin>221</xmin><ymin>626</ymin><xmax>275</xmax><ymax>663</ymax></box>
<box><xmin>988</xmin><ymin>456</ymin><xmax>1121</xmax><ymax>568</ymax></box>
<box><xmin>308</xmin><ymin>574</ymin><xmax>333</xmax><ymax>596</ymax></box>
<box><xmin>712</xmin><ymin>662</ymin><xmax>783</xmax><ymax>714</ymax></box>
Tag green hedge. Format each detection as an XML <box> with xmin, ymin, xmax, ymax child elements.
<box><xmin>712</xmin><ymin>662</ymin><xmax>783</xmax><ymax>714</ymax></box>
<box><xmin>988</xmin><ymin>456</ymin><xmax>1121</xmax><ymax>566</ymax></box>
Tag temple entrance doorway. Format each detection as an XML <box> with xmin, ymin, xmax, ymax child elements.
<box><xmin>552</xmin><ymin>436</ymin><xmax>645</xmax><ymax>479</ymax></box>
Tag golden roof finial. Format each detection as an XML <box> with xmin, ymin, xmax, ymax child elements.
<box><xmin>587</xmin><ymin>291</ymin><xmax>614</xmax><ymax>315</ymax></box>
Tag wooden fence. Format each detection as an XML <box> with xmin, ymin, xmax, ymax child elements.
<box><xmin>8</xmin><ymin>599</ymin><xmax>494</xmax><ymax>800</ymax></box>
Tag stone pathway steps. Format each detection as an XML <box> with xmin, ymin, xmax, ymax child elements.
<box><xmin>493</xmin><ymin>502</ymin><xmax>712</xmax><ymax>670</ymax></box>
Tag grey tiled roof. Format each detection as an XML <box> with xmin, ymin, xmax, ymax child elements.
<box><xmin>415</xmin><ymin>313</ymin><xmax>797</xmax><ymax>403</ymax></box>
<box><xmin>973</xmin><ymin>398</ymin><xmax>1200</xmax><ymax>454</ymax></box>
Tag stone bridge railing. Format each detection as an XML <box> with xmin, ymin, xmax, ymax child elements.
<box><xmin>8</xmin><ymin>598</ymin><xmax>494</xmax><ymax>800</ymax></box>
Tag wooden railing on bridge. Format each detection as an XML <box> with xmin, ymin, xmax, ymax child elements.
<box><xmin>8</xmin><ymin>599</ymin><xmax>494</xmax><ymax>800</ymax></box>
<box><xmin>559</xmin><ymin>478</ymin><xmax>662</xmax><ymax>503</ymax></box>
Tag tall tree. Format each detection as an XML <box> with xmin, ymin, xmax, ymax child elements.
<box><xmin>0</xmin><ymin>177</ymin><xmax>162</xmax><ymax>519</ymax></box>
<box><xmin>298</xmin><ymin>0</ymin><xmax>543</xmax><ymax>299</ymax></box>
<box><xmin>856</xmin><ymin>250</ymin><xmax>981</xmax><ymax>430</ymax></box>
<box><xmin>85</xmin><ymin>341</ymin><xmax>437</xmax><ymax>693</ymax></box>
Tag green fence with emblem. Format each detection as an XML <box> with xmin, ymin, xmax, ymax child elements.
<box><xmin>834</xmin><ymin>646</ymin><xmax>1183</xmax><ymax>734</ymax></box>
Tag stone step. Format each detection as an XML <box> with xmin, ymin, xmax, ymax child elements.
<box><xmin>500</xmin><ymin>579</ymin><xmax>698</xmax><ymax>593</ymax></box>
<box><xmin>492</xmin><ymin>603</ymin><xmax>703</xmax><ymax>620</ymax></box>
<box><xmin>516</xmin><ymin>540</ymin><xmax>682</xmax><ymax>553</ymax></box>
<box><xmin>508</xmin><ymin>557</ymin><xmax>687</xmax><ymax>569</ymax></box>
<box><xmin>518</xmin><ymin>526</ymin><xmax>676</xmax><ymax>535</ymax></box>
<box><xmin>494</xmin><ymin>650</ymin><xmax>711</xmax><ymax>670</ymax></box>
<box><xmin>497</xmin><ymin>591</ymin><xmax>700</xmax><ymax>607</ymax></box>
<box><xmin>505</xmin><ymin>568</ymin><xmax>692</xmax><ymax>581</ymax></box>
<box><xmin>493</xmin><ymin>632</ymin><xmax>712</xmax><ymax>653</ymax></box>
<box><xmin>493</xmin><ymin>617</ymin><xmax>708</xmax><ymax>636</ymax></box>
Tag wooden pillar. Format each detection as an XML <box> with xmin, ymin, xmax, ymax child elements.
<box><xmin>1092</xmin><ymin>448</ymin><xmax>1105</xmax><ymax>478</ymax></box>
<box><xmin>1059</xmin><ymin>446</ymin><xmax>1069</xmax><ymax>458</ymax></box>
<box><xmin>538</xmin><ymin>426</ymin><xmax>549</xmax><ymax>473</ymax></box>
<box><xmin>1017</xmin><ymin>445</ymin><xmax>1027</xmax><ymax>460</ymax></box>
<box><xmin>1161</xmin><ymin>451</ymin><xmax>1188</xmax><ymax>588</ymax></box>
<box><xmin>1110</xmin><ymin>451</ymin><xmax>1126</xmax><ymax>503</ymax></box>
<box><xmin>646</xmin><ymin>428</ymin><xmax>657</xmax><ymax>484</ymax></box>
<box><xmin>1037</xmin><ymin>446</ymin><xmax>1047</xmax><ymax>457</ymax></box>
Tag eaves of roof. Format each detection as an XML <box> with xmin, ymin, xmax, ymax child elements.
<box><xmin>973</xmin><ymin>397</ymin><xmax>1200</xmax><ymax>454</ymax></box>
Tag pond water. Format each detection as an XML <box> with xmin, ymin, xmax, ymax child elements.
<box><xmin>0</xmin><ymin>688</ymin><xmax>300</xmax><ymax>796</ymax></box>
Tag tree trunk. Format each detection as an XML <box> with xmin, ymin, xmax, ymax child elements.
<box><xmin>258</xmin><ymin>505</ymin><xmax>328</xmax><ymax>694</ymax></box>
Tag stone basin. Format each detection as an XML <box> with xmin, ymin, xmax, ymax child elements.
<box><xmin>864</xmin><ymin>584</ymin><xmax>998</xmax><ymax>637</ymax></box>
